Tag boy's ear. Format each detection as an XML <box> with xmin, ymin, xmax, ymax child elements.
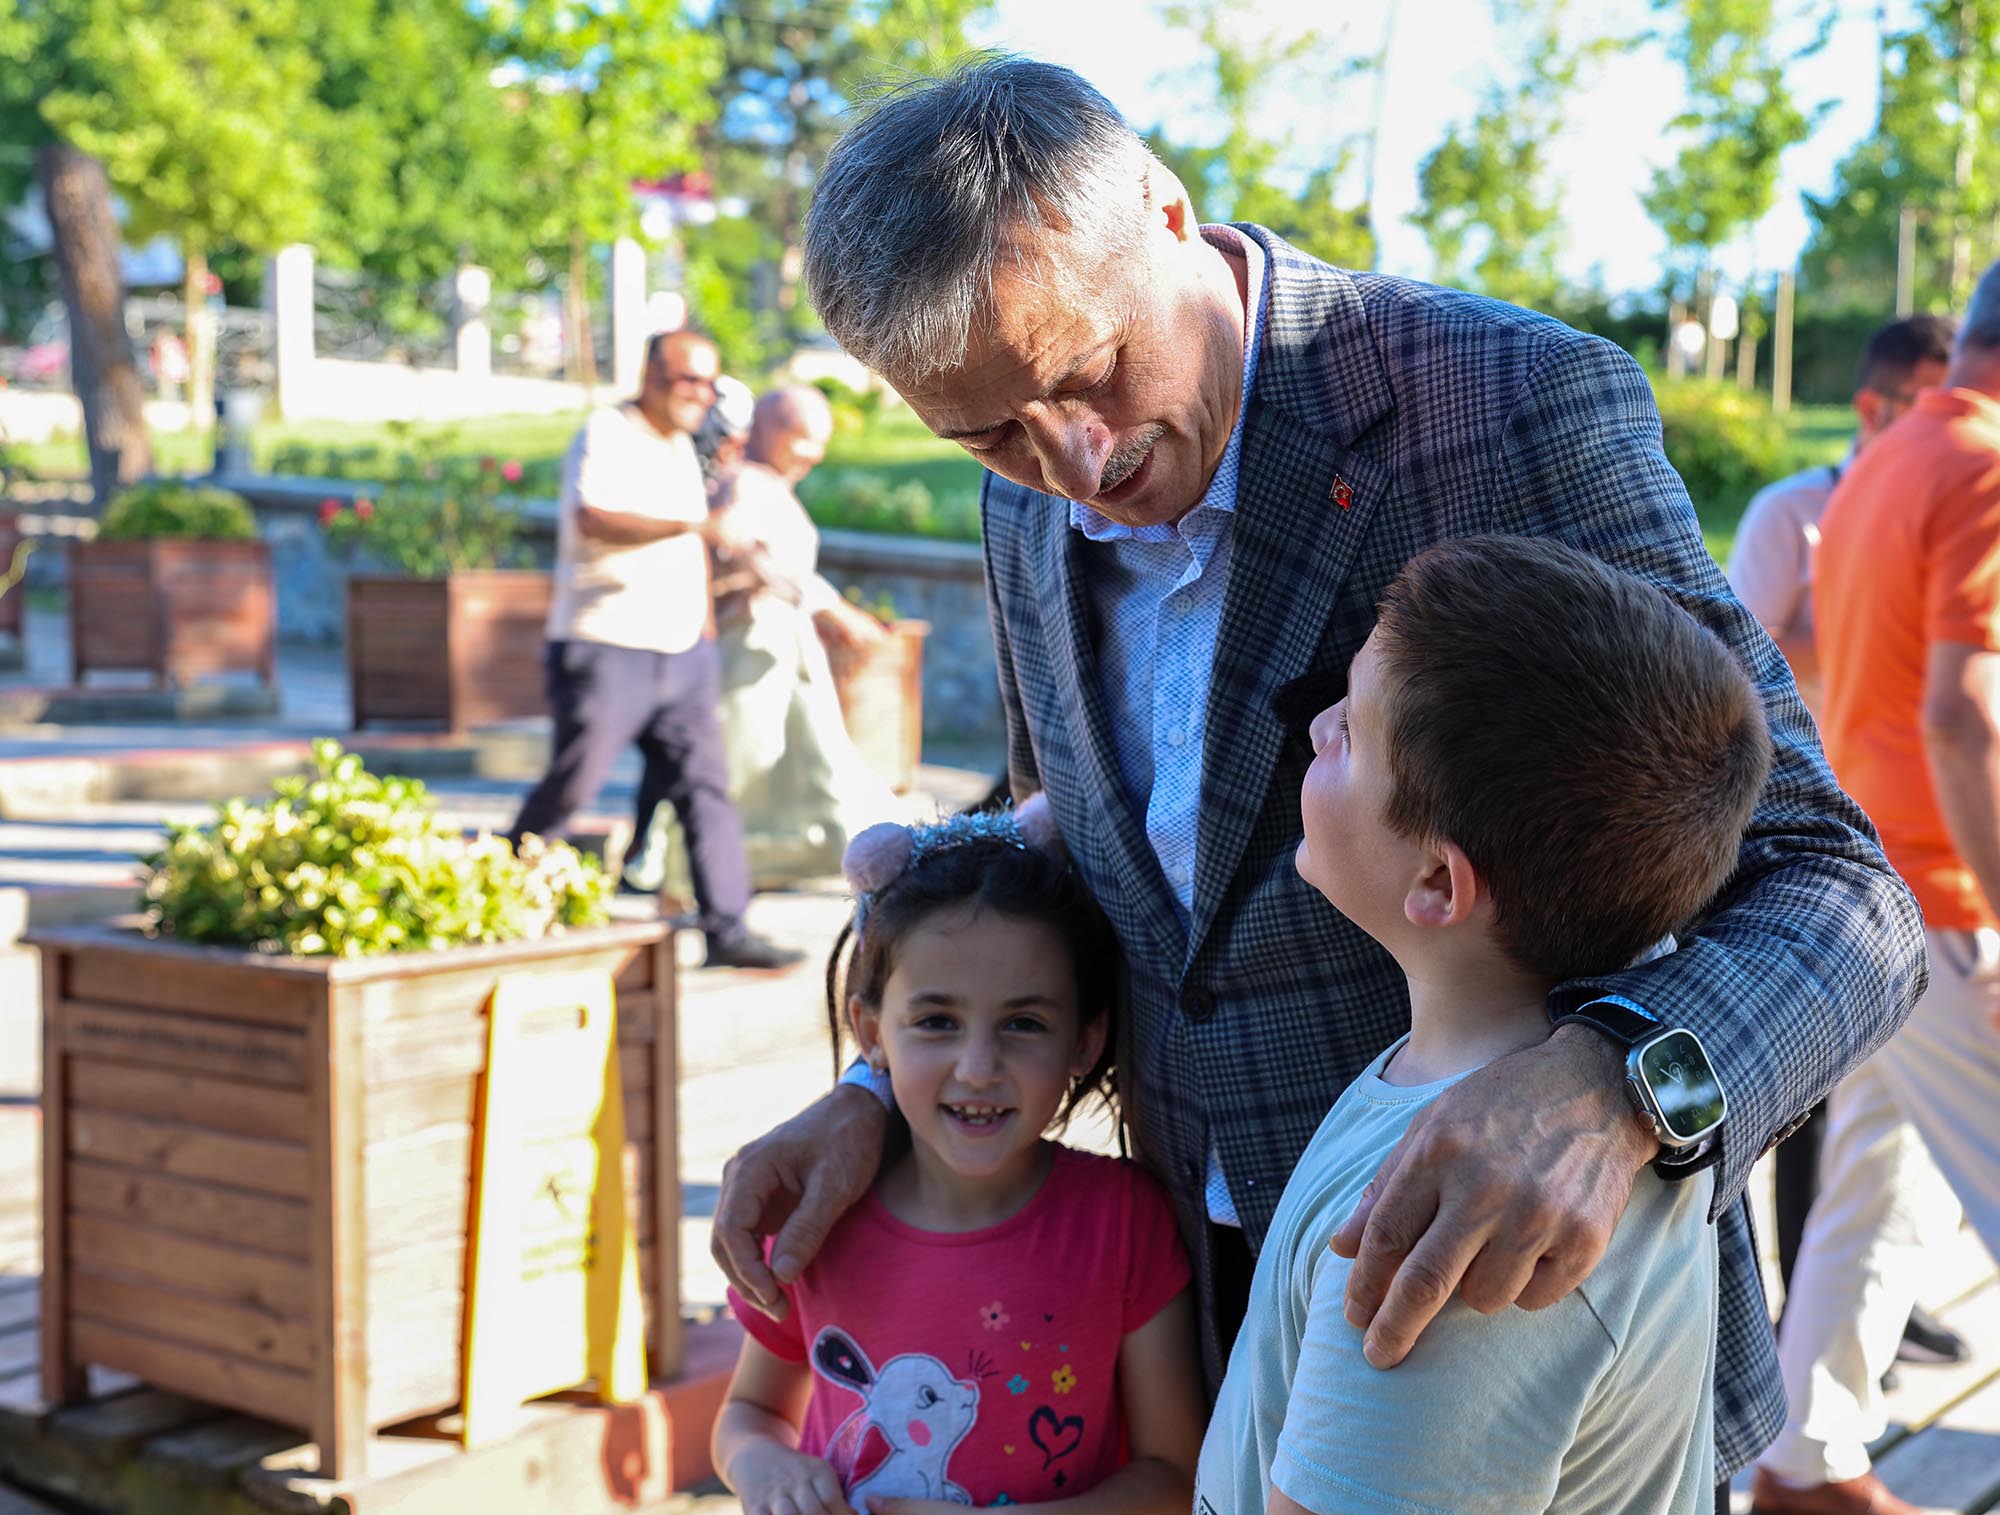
<box><xmin>849</xmin><ymin>994</ymin><xmax>887</xmax><ymax>1072</ymax></box>
<box><xmin>1404</xmin><ymin>840</ymin><xmax>1482</xmax><ymax>931</ymax></box>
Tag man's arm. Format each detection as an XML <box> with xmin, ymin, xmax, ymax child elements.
<box><xmin>1924</xmin><ymin>640</ymin><xmax>2000</xmax><ymax>913</ymax></box>
<box><xmin>574</xmin><ymin>500</ymin><xmax>717</xmax><ymax>546</ymax></box>
<box><xmin>1335</xmin><ymin>332</ymin><xmax>1925</xmax><ymax>1365</ymax></box>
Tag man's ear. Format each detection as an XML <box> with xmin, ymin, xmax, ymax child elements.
<box><xmin>850</xmin><ymin>994</ymin><xmax>887</xmax><ymax>1072</ymax></box>
<box><xmin>1145</xmin><ymin>157</ymin><xmax>1201</xmax><ymax>243</ymax></box>
<box><xmin>1852</xmin><ymin>386</ymin><xmax>1883</xmax><ymax>444</ymax></box>
<box><xmin>1404</xmin><ymin>840</ymin><xmax>1482</xmax><ymax>931</ymax></box>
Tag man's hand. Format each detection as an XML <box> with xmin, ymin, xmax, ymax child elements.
<box><xmin>815</xmin><ymin>599</ymin><xmax>889</xmax><ymax>653</ymax></box>
<box><xmin>1329</xmin><ymin>1024</ymin><xmax>1659</xmax><ymax>1367</ymax></box>
<box><xmin>712</xmin><ymin>1085</ymin><xmax>888</xmax><ymax>1318</ymax></box>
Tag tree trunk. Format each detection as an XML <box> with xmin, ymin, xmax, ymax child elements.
<box><xmin>35</xmin><ymin>143</ymin><xmax>153</xmax><ymax>504</ymax></box>
<box><xmin>1951</xmin><ymin>0</ymin><xmax>1979</xmax><ymax>305</ymax></box>
<box><xmin>565</xmin><ymin>233</ymin><xmax>598</xmax><ymax>391</ymax></box>
<box><xmin>184</xmin><ymin>247</ymin><xmax>216</xmax><ymax>432</ymax></box>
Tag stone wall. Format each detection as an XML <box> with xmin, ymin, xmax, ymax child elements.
<box><xmin>221</xmin><ymin>475</ymin><xmax>1005</xmax><ymax>746</ymax></box>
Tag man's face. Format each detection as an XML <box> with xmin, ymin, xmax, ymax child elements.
<box><xmin>1854</xmin><ymin>356</ymin><xmax>1948</xmax><ymax>448</ymax></box>
<box><xmin>647</xmin><ymin>337</ymin><xmax>720</xmax><ymax>435</ymax></box>
<box><xmin>1296</xmin><ymin>630</ymin><xmax>1428</xmax><ymax>949</ymax></box>
<box><xmin>769</xmin><ymin>407</ymin><xmax>833</xmax><ymax>484</ymax></box>
<box><xmin>894</xmin><ymin>216</ymin><xmax>1245</xmax><ymax>529</ymax></box>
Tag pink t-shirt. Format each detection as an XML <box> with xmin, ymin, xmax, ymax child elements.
<box><xmin>727</xmin><ymin>1146</ymin><xmax>1191</xmax><ymax>1510</ymax></box>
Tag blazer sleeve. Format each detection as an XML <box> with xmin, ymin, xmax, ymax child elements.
<box><xmin>1486</xmin><ymin>330</ymin><xmax>1928</xmax><ymax>1218</ymax></box>
<box><xmin>979</xmin><ymin>469</ymin><xmax>1044</xmax><ymax>804</ymax></box>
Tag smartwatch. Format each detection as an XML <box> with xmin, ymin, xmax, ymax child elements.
<box><xmin>1552</xmin><ymin>994</ymin><xmax>1727</xmax><ymax>1150</ymax></box>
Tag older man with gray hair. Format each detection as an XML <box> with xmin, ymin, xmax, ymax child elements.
<box><xmin>712</xmin><ymin>57</ymin><xmax>1925</xmax><ymax>1511</ymax></box>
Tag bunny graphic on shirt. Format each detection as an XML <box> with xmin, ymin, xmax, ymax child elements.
<box><xmin>812</xmin><ymin>1326</ymin><xmax>980</xmax><ymax>1509</ymax></box>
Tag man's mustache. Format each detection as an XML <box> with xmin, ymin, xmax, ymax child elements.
<box><xmin>1098</xmin><ymin>425</ymin><xmax>1168</xmax><ymax>494</ymax></box>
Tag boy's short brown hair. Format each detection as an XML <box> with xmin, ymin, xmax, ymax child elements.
<box><xmin>1371</xmin><ymin>535</ymin><xmax>1771</xmax><ymax>981</ymax></box>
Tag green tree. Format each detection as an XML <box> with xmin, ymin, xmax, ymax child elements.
<box><xmin>0</xmin><ymin>0</ymin><xmax>319</xmax><ymax>487</ymax></box>
<box><xmin>492</xmin><ymin>0</ymin><xmax>723</xmax><ymax>384</ymax></box>
<box><xmin>693</xmin><ymin>0</ymin><xmax>991</xmax><ymax>362</ymax></box>
<box><xmin>1800</xmin><ymin>0</ymin><xmax>2000</xmax><ymax>312</ymax></box>
<box><xmin>6</xmin><ymin>0</ymin><xmax>319</xmax><ymax>437</ymax></box>
<box><xmin>1411</xmin><ymin>2</ymin><xmax>1610</xmax><ymax>310</ymax></box>
<box><xmin>1641</xmin><ymin>0</ymin><xmax>1817</xmax><ymax>292</ymax></box>
<box><xmin>1150</xmin><ymin>0</ymin><xmax>1379</xmax><ymax>270</ymax></box>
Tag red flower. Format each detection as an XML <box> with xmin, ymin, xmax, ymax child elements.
<box><xmin>354</xmin><ymin>497</ymin><xmax>375</xmax><ymax>522</ymax></box>
<box><xmin>318</xmin><ymin>498</ymin><xmax>341</xmax><ymax>525</ymax></box>
<box><xmin>500</xmin><ymin>460</ymin><xmax>524</xmax><ymax>483</ymax></box>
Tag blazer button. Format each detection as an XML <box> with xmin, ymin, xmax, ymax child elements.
<box><xmin>1180</xmin><ymin>984</ymin><xmax>1217</xmax><ymax>1022</ymax></box>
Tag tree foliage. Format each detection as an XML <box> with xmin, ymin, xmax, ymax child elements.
<box><xmin>1800</xmin><ymin>0</ymin><xmax>2000</xmax><ymax>312</ymax></box>
<box><xmin>1410</xmin><ymin>2</ymin><xmax>1610</xmax><ymax>310</ymax></box>
<box><xmin>1149</xmin><ymin>0</ymin><xmax>1378</xmax><ymax>271</ymax></box>
<box><xmin>1641</xmin><ymin>0</ymin><xmax>1818</xmax><ymax>286</ymax></box>
<box><xmin>686</xmin><ymin>0</ymin><xmax>990</xmax><ymax>366</ymax></box>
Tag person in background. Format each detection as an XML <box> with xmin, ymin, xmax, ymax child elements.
<box><xmin>507</xmin><ymin>329</ymin><xmax>803</xmax><ymax>971</ymax></box>
<box><xmin>1725</xmin><ymin>314</ymin><xmax>1967</xmax><ymax>1378</ymax></box>
<box><xmin>634</xmin><ymin>385</ymin><xmax>898</xmax><ymax>884</ymax></box>
<box><xmin>695</xmin><ymin>375</ymin><xmax>756</xmax><ymax>486</ymax></box>
<box><xmin>1753</xmin><ymin>265</ymin><xmax>2000</xmax><ymax>1515</ymax></box>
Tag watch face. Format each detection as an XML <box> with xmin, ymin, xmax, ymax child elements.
<box><xmin>1636</xmin><ymin>1030</ymin><xmax>1726</xmax><ymax>1143</ymax></box>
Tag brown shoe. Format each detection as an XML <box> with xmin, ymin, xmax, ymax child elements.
<box><xmin>1749</xmin><ymin>1467</ymin><xmax>1921</xmax><ymax>1515</ymax></box>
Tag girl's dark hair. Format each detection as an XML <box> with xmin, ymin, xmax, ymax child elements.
<box><xmin>826</xmin><ymin>834</ymin><xmax>1122</xmax><ymax>1128</ymax></box>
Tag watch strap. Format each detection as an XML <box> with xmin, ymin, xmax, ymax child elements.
<box><xmin>1550</xmin><ymin>992</ymin><xmax>1665</xmax><ymax>1048</ymax></box>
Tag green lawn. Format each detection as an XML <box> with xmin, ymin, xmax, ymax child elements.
<box><xmin>13</xmin><ymin>393</ymin><xmax>1852</xmax><ymax>562</ymax></box>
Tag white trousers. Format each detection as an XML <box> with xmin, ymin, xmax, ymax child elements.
<box><xmin>1759</xmin><ymin>927</ymin><xmax>2000</xmax><ymax>1486</ymax></box>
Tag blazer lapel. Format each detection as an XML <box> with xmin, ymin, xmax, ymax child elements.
<box><xmin>1030</xmin><ymin>502</ymin><xmax>1188</xmax><ymax>967</ymax></box>
<box><xmin>1186</xmin><ymin>231</ymin><xmax>1398</xmax><ymax>968</ymax></box>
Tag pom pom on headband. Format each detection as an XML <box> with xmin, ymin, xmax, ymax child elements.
<box><xmin>840</xmin><ymin>796</ymin><xmax>1070</xmax><ymax>933</ymax></box>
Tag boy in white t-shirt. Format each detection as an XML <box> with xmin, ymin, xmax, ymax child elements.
<box><xmin>1196</xmin><ymin>536</ymin><xmax>1771</xmax><ymax>1515</ymax></box>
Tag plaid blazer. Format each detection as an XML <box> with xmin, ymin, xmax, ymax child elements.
<box><xmin>979</xmin><ymin>226</ymin><xmax>1928</xmax><ymax>1477</ymax></box>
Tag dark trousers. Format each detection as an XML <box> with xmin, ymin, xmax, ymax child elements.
<box><xmin>1773</xmin><ymin>1100</ymin><xmax>1828</xmax><ymax>1294</ymax></box>
<box><xmin>509</xmin><ymin>638</ymin><xmax>752</xmax><ymax>945</ymax></box>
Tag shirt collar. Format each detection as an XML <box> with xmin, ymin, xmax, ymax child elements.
<box><xmin>1069</xmin><ymin>225</ymin><xmax>1269</xmax><ymax>542</ymax></box>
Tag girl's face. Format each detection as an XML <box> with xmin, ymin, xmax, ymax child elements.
<box><xmin>853</xmin><ymin>903</ymin><xmax>1105</xmax><ymax>1189</ymax></box>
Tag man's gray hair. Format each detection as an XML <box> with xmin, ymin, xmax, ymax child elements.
<box><xmin>1965</xmin><ymin>259</ymin><xmax>2000</xmax><ymax>353</ymax></box>
<box><xmin>804</xmin><ymin>55</ymin><xmax>1155</xmax><ymax>382</ymax></box>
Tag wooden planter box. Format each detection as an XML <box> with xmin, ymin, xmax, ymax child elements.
<box><xmin>830</xmin><ymin>619</ymin><xmax>929</xmax><ymax>794</ymax></box>
<box><xmin>69</xmin><ymin>538</ymin><xmax>275</xmax><ymax>687</ymax></box>
<box><xmin>348</xmin><ymin>572</ymin><xmax>551</xmax><ymax>731</ymax></box>
<box><xmin>31</xmin><ymin>918</ymin><xmax>680</xmax><ymax>1482</ymax></box>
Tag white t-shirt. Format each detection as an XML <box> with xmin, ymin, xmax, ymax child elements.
<box><xmin>546</xmin><ymin>404</ymin><xmax>710</xmax><ymax>654</ymax></box>
<box><xmin>1195</xmin><ymin>1037</ymin><xmax>1717</xmax><ymax>1515</ymax></box>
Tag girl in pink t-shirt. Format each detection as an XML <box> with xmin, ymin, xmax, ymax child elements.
<box><xmin>714</xmin><ymin>801</ymin><xmax>1200</xmax><ymax>1515</ymax></box>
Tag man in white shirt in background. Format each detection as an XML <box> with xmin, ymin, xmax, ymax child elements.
<box><xmin>1724</xmin><ymin>313</ymin><xmax>1967</xmax><ymax>1379</ymax></box>
<box><xmin>508</xmin><ymin>330</ymin><xmax>804</xmax><ymax>970</ymax></box>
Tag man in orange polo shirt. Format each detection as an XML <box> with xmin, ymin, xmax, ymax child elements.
<box><xmin>1753</xmin><ymin>268</ymin><xmax>2000</xmax><ymax>1515</ymax></box>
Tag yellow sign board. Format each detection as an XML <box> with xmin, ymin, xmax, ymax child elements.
<box><xmin>462</xmin><ymin>968</ymin><xmax>648</xmax><ymax>1446</ymax></box>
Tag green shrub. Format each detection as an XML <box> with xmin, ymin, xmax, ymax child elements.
<box><xmin>140</xmin><ymin>740</ymin><xmax>611</xmax><ymax>957</ymax></box>
<box><xmin>320</xmin><ymin>429</ymin><xmax>533</xmax><ymax>576</ymax></box>
<box><xmin>1650</xmin><ymin>379</ymin><xmax>1790</xmax><ymax>526</ymax></box>
<box><xmin>798</xmin><ymin>469</ymin><xmax>981</xmax><ymax>542</ymax></box>
<box><xmin>98</xmin><ymin>481</ymin><xmax>258</xmax><ymax>542</ymax></box>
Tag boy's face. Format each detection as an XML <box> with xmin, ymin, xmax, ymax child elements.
<box><xmin>1296</xmin><ymin>630</ymin><xmax>1430</xmax><ymax>944</ymax></box>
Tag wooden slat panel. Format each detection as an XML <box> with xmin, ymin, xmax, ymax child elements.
<box><xmin>364</xmin><ymin>1078</ymin><xmax>477</xmax><ymax>1146</ymax></box>
<box><xmin>67</xmin><ymin>1161</ymin><xmax>310</xmax><ymax>1259</ymax></box>
<box><xmin>68</xmin><ymin>1060</ymin><xmax>307</xmax><ymax>1144</ymax></box>
<box><xmin>68</xmin><ymin>1110</ymin><xmax>310</xmax><ymax>1198</ymax></box>
<box><xmin>68</xmin><ymin>1271</ymin><xmax>312</xmax><ymax>1371</ymax></box>
<box><xmin>63</xmin><ymin>955</ymin><xmax>321</xmax><ymax>1027</ymax></box>
<box><xmin>60</xmin><ymin>1001</ymin><xmax>309</xmax><ymax>1088</ymax></box>
<box><xmin>69</xmin><ymin>1318</ymin><xmax>310</xmax><ymax>1428</ymax></box>
<box><xmin>67</xmin><ymin>1214</ymin><xmax>310</xmax><ymax>1318</ymax></box>
<box><xmin>361</xmin><ymin>992</ymin><xmax>658</xmax><ymax>1086</ymax></box>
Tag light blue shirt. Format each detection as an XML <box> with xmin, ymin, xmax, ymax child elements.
<box><xmin>1071</xmin><ymin>225</ymin><xmax>1267</xmax><ymax>1224</ymax></box>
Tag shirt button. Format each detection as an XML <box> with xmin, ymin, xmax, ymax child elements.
<box><xmin>1167</xmin><ymin>726</ymin><xmax>1187</xmax><ymax>747</ymax></box>
<box><xmin>1173</xmin><ymin>593</ymin><xmax>1193</xmax><ymax>613</ymax></box>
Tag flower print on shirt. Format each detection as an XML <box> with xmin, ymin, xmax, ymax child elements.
<box><xmin>979</xmin><ymin>1302</ymin><xmax>1011</xmax><ymax>1332</ymax></box>
<box><xmin>1051</xmin><ymin>1365</ymin><xmax>1076</xmax><ymax>1395</ymax></box>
